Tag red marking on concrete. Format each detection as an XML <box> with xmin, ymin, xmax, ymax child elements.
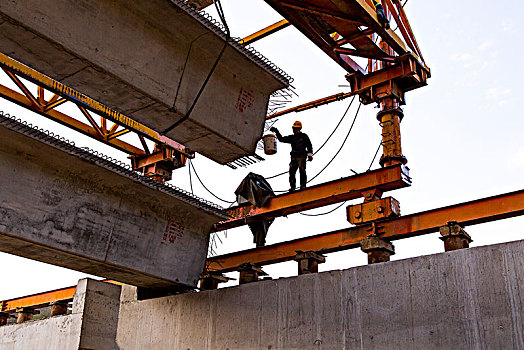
<box><xmin>235</xmin><ymin>88</ymin><xmax>254</xmax><ymax>112</ymax></box>
<box><xmin>161</xmin><ymin>219</ymin><xmax>185</xmax><ymax>245</ymax></box>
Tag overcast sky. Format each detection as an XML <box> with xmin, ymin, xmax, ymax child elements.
<box><xmin>1</xmin><ymin>0</ymin><xmax>523</xmax><ymax>299</ymax></box>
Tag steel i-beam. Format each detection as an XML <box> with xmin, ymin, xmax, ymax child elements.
<box><xmin>207</xmin><ymin>189</ymin><xmax>524</xmax><ymax>272</ymax></box>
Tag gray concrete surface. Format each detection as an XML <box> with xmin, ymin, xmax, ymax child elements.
<box><xmin>0</xmin><ymin>0</ymin><xmax>289</xmax><ymax>163</ymax></box>
<box><xmin>117</xmin><ymin>239</ymin><xmax>524</xmax><ymax>349</ymax></box>
<box><xmin>0</xmin><ymin>279</ymin><xmax>121</xmax><ymax>350</ymax></box>
<box><xmin>0</xmin><ymin>118</ymin><xmax>225</xmax><ymax>289</ymax></box>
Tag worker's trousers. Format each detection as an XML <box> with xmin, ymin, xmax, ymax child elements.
<box><xmin>289</xmin><ymin>156</ymin><xmax>307</xmax><ymax>189</ymax></box>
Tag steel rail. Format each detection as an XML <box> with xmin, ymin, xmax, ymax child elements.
<box><xmin>239</xmin><ymin>19</ymin><xmax>291</xmax><ymax>45</ymax></box>
<box><xmin>207</xmin><ymin>189</ymin><xmax>524</xmax><ymax>272</ymax></box>
<box><xmin>1</xmin><ymin>280</ymin><xmax>121</xmax><ymax>314</ymax></box>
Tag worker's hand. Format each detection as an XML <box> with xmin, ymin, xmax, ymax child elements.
<box><xmin>269</xmin><ymin>127</ymin><xmax>278</xmax><ymax>133</ymax></box>
<box><xmin>307</xmin><ymin>153</ymin><xmax>313</xmax><ymax>161</ymax></box>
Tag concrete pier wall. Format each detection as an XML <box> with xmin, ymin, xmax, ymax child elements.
<box><xmin>117</xmin><ymin>240</ymin><xmax>524</xmax><ymax>349</ymax></box>
<box><xmin>1</xmin><ymin>241</ymin><xmax>522</xmax><ymax>349</ymax></box>
<box><xmin>0</xmin><ymin>279</ymin><xmax>121</xmax><ymax>350</ymax></box>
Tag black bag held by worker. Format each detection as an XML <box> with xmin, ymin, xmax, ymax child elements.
<box><xmin>234</xmin><ymin>172</ymin><xmax>274</xmax><ymax>208</ymax></box>
<box><xmin>234</xmin><ymin>173</ymin><xmax>275</xmax><ymax>247</ymax></box>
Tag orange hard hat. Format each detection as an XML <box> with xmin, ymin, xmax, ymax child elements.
<box><xmin>292</xmin><ymin>121</ymin><xmax>302</xmax><ymax>128</ymax></box>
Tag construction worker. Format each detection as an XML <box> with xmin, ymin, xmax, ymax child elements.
<box><xmin>270</xmin><ymin>121</ymin><xmax>313</xmax><ymax>192</ymax></box>
<box><xmin>372</xmin><ymin>0</ymin><xmax>390</xmax><ymax>29</ymax></box>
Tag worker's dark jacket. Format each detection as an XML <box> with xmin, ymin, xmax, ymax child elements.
<box><xmin>274</xmin><ymin>131</ymin><xmax>313</xmax><ymax>157</ymax></box>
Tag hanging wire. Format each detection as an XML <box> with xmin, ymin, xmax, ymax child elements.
<box><xmin>269</xmin><ymin>102</ymin><xmax>362</xmax><ymax>193</ymax></box>
<box><xmin>188</xmin><ymin>160</ymin><xmax>194</xmax><ymax>194</ymax></box>
<box><xmin>299</xmin><ymin>201</ymin><xmax>347</xmax><ymax>217</ymax></box>
<box><xmin>367</xmin><ymin>140</ymin><xmax>383</xmax><ymax>172</ymax></box>
<box><xmin>189</xmin><ymin>160</ymin><xmax>236</xmax><ymax>204</ymax></box>
<box><xmin>265</xmin><ymin>95</ymin><xmax>357</xmax><ymax>180</ymax></box>
<box><xmin>307</xmin><ymin>103</ymin><xmax>362</xmax><ymax>184</ymax></box>
<box><xmin>162</xmin><ymin>0</ymin><xmax>231</xmax><ymax>135</ymax></box>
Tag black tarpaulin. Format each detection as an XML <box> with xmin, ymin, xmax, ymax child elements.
<box><xmin>234</xmin><ymin>172</ymin><xmax>274</xmax><ymax>208</ymax></box>
<box><xmin>234</xmin><ymin>173</ymin><xmax>275</xmax><ymax>247</ymax></box>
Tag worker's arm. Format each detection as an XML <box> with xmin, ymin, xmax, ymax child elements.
<box><xmin>305</xmin><ymin>134</ymin><xmax>313</xmax><ymax>161</ymax></box>
<box><xmin>270</xmin><ymin>127</ymin><xmax>292</xmax><ymax>143</ymax></box>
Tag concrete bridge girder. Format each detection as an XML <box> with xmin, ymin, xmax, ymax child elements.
<box><xmin>0</xmin><ymin>119</ymin><xmax>226</xmax><ymax>289</ymax></box>
<box><xmin>0</xmin><ymin>0</ymin><xmax>290</xmax><ymax>164</ymax></box>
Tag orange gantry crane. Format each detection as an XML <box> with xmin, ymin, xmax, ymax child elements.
<box><xmin>2</xmin><ymin>0</ymin><xmax>522</xmax><ymax>308</ymax></box>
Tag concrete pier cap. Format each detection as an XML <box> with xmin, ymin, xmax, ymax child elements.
<box><xmin>0</xmin><ymin>0</ymin><xmax>292</xmax><ymax>164</ymax></box>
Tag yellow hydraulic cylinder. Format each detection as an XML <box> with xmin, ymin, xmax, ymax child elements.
<box><xmin>377</xmin><ymin>97</ymin><xmax>406</xmax><ymax>167</ymax></box>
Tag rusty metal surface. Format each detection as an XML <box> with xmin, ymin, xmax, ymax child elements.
<box><xmin>263</xmin><ymin>0</ymin><xmax>409</xmax><ymax>73</ymax></box>
<box><xmin>214</xmin><ymin>164</ymin><xmax>411</xmax><ymax>231</ymax></box>
<box><xmin>207</xmin><ymin>189</ymin><xmax>524</xmax><ymax>272</ymax></box>
<box><xmin>240</xmin><ymin>19</ymin><xmax>291</xmax><ymax>45</ymax></box>
<box><xmin>347</xmin><ymin>197</ymin><xmax>400</xmax><ymax>224</ymax></box>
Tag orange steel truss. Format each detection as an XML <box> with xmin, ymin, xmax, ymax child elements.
<box><xmin>0</xmin><ymin>53</ymin><xmax>195</xmax><ymax>181</ymax></box>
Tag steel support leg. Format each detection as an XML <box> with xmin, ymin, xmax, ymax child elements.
<box><xmin>238</xmin><ymin>263</ymin><xmax>267</xmax><ymax>284</ymax></box>
<box><xmin>16</xmin><ymin>307</ymin><xmax>39</xmax><ymax>323</ymax></box>
<box><xmin>360</xmin><ymin>236</ymin><xmax>395</xmax><ymax>264</ymax></box>
<box><xmin>294</xmin><ymin>251</ymin><xmax>326</xmax><ymax>275</ymax></box>
<box><xmin>200</xmin><ymin>272</ymin><xmax>230</xmax><ymax>290</ymax></box>
<box><xmin>50</xmin><ymin>301</ymin><xmax>69</xmax><ymax>316</ymax></box>
<box><xmin>0</xmin><ymin>312</ymin><xmax>9</xmax><ymax>326</ymax></box>
<box><xmin>439</xmin><ymin>221</ymin><xmax>472</xmax><ymax>251</ymax></box>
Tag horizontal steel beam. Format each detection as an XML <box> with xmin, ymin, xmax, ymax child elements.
<box><xmin>214</xmin><ymin>165</ymin><xmax>411</xmax><ymax>231</ymax></box>
<box><xmin>0</xmin><ymin>280</ymin><xmax>120</xmax><ymax>314</ymax></box>
<box><xmin>240</xmin><ymin>19</ymin><xmax>291</xmax><ymax>45</ymax></box>
<box><xmin>208</xmin><ymin>189</ymin><xmax>524</xmax><ymax>272</ymax></box>
<box><xmin>266</xmin><ymin>91</ymin><xmax>355</xmax><ymax>119</ymax></box>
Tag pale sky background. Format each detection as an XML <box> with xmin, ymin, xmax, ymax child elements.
<box><xmin>1</xmin><ymin>0</ymin><xmax>523</xmax><ymax>299</ymax></box>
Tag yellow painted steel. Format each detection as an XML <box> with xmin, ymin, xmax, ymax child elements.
<box><xmin>0</xmin><ymin>83</ymin><xmax>145</xmax><ymax>155</ymax></box>
<box><xmin>239</xmin><ymin>19</ymin><xmax>290</xmax><ymax>45</ymax></box>
<box><xmin>0</xmin><ymin>52</ymin><xmax>191</xmax><ymax>156</ymax></box>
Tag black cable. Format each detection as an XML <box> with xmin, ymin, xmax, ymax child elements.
<box><xmin>307</xmin><ymin>102</ymin><xmax>362</xmax><ymax>184</ymax></box>
<box><xmin>266</xmin><ymin>170</ymin><xmax>287</xmax><ymax>180</ymax></box>
<box><xmin>367</xmin><ymin>140</ymin><xmax>383</xmax><ymax>172</ymax></box>
<box><xmin>313</xmin><ymin>95</ymin><xmax>356</xmax><ymax>155</ymax></box>
<box><xmin>188</xmin><ymin>160</ymin><xmax>194</xmax><ymax>194</ymax></box>
<box><xmin>300</xmin><ymin>201</ymin><xmax>347</xmax><ymax>216</ymax></box>
<box><xmin>264</xmin><ymin>96</ymin><xmax>357</xmax><ymax>180</ymax></box>
<box><xmin>269</xmin><ymin>102</ymin><xmax>361</xmax><ymax>193</ymax></box>
<box><xmin>162</xmin><ymin>0</ymin><xmax>230</xmax><ymax>135</ymax></box>
<box><xmin>190</xmin><ymin>160</ymin><xmax>236</xmax><ymax>204</ymax></box>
